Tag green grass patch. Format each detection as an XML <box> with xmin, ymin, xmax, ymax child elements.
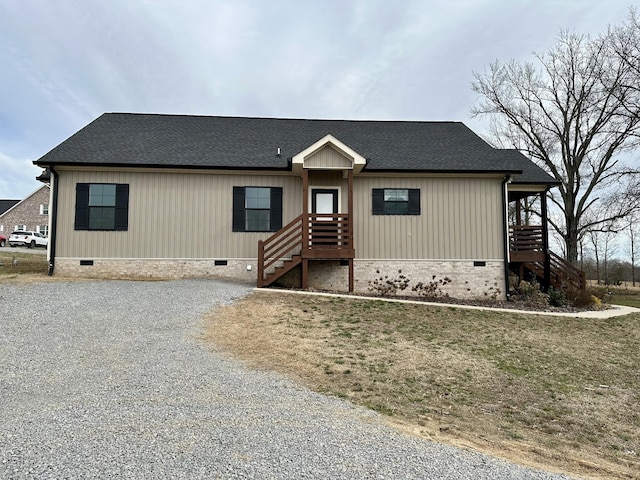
<box><xmin>0</xmin><ymin>251</ymin><xmax>48</xmax><ymax>276</ymax></box>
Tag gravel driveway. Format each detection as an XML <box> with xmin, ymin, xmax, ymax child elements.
<box><xmin>0</xmin><ymin>279</ymin><xmax>571</xmax><ymax>479</ymax></box>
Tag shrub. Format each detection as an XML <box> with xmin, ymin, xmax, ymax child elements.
<box><xmin>518</xmin><ymin>280</ymin><xmax>541</xmax><ymax>297</ymax></box>
<box><xmin>548</xmin><ymin>287</ymin><xmax>569</xmax><ymax>307</ymax></box>
<box><xmin>567</xmin><ymin>288</ymin><xmax>603</xmax><ymax>309</ymax></box>
<box><xmin>566</xmin><ymin>289</ymin><xmax>607</xmax><ymax>308</ymax></box>
<box><xmin>483</xmin><ymin>280</ymin><xmax>501</xmax><ymax>300</ymax></box>
<box><xmin>367</xmin><ymin>270</ymin><xmax>410</xmax><ymax>296</ymax></box>
<box><xmin>411</xmin><ymin>275</ymin><xmax>451</xmax><ymax>299</ymax></box>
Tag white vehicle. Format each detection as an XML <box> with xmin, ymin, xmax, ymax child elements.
<box><xmin>9</xmin><ymin>231</ymin><xmax>48</xmax><ymax>248</ymax></box>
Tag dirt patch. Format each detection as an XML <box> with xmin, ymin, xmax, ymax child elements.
<box><xmin>203</xmin><ymin>290</ymin><xmax>640</xmax><ymax>480</ymax></box>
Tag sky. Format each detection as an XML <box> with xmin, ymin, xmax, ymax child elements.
<box><xmin>0</xmin><ymin>0</ymin><xmax>635</xmax><ymax>199</ymax></box>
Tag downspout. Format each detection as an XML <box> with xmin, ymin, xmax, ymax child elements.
<box><xmin>502</xmin><ymin>174</ymin><xmax>512</xmax><ymax>300</ymax></box>
<box><xmin>47</xmin><ymin>165</ymin><xmax>59</xmax><ymax>276</ymax></box>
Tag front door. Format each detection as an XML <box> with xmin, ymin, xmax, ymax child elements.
<box><xmin>311</xmin><ymin>188</ymin><xmax>339</xmax><ymax>216</ymax></box>
<box><xmin>311</xmin><ymin>188</ymin><xmax>339</xmax><ymax>246</ymax></box>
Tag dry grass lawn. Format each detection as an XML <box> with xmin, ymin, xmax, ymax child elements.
<box><xmin>203</xmin><ymin>290</ymin><xmax>640</xmax><ymax>480</ymax></box>
<box><xmin>0</xmin><ymin>250</ymin><xmax>48</xmax><ymax>278</ymax></box>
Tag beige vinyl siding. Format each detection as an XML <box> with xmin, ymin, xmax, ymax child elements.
<box><xmin>55</xmin><ymin>168</ymin><xmax>504</xmax><ymax>261</ymax></box>
<box><xmin>353</xmin><ymin>176</ymin><xmax>504</xmax><ymax>260</ymax></box>
<box><xmin>304</xmin><ymin>145</ymin><xmax>352</xmax><ymax>169</ymax></box>
<box><xmin>55</xmin><ymin>169</ymin><xmax>301</xmax><ymax>258</ymax></box>
<box><xmin>307</xmin><ymin>170</ymin><xmax>349</xmax><ymax>211</ymax></box>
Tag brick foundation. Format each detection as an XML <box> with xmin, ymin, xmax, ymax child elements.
<box><xmin>353</xmin><ymin>260</ymin><xmax>506</xmax><ymax>300</ymax></box>
<box><xmin>53</xmin><ymin>257</ymin><xmax>506</xmax><ymax>300</ymax></box>
<box><xmin>54</xmin><ymin>258</ymin><xmax>258</xmax><ymax>283</ymax></box>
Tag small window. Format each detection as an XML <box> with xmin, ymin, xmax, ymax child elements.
<box><xmin>74</xmin><ymin>183</ymin><xmax>129</xmax><ymax>231</ymax></box>
<box><xmin>245</xmin><ymin>187</ymin><xmax>272</xmax><ymax>231</ymax></box>
<box><xmin>232</xmin><ymin>186</ymin><xmax>283</xmax><ymax>232</ymax></box>
<box><xmin>40</xmin><ymin>204</ymin><xmax>49</xmax><ymax>215</ymax></box>
<box><xmin>37</xmin><ymin>225</ymin><xmax>49</xmax><ymax>236</ymax></box>
<box><xmin>16</xmin><ymin>225</ymin><xmax>26</xmax><ymax>231</ymax></box>
<box><xmin>383</xmin><ymin>189</ymin><xmax>409</xmax><ymax>214</ymax></box>
<box><xmin>372</xmin><ymin>188</ymin><xmax>421</xmax><ymax>215</ymax></box>
<box><xmin>89</xmin><ymin>184</ymin><xmax>117</xmax><ymax>229</ymax></box>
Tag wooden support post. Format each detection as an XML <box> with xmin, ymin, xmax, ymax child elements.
<box><xmin>348</xmin><ymin>169</ymin><xmax>354</xmax><ymax>292</ymax></box>
<box><xmin>541</xmin><ymin>191</ymin><xmax>551</xmax><ymax>291</ymax></box>
<box><xmin>302</xmin><ymin>169</ymin><xmax>309</xmax><ymax>251</ymax></box>
<box><xmin>302</xmin><ymin>168</ymin><xmax>309</xmax><ymax>214</ymax></box>
<box><xmin>347</xmin><ymin>170</ymin><xmax>353</xmax><ymax>219</ymax></box>
<box><xmin>348</xmin><ymin>259</ymin><xmax>354</xmax><ymax>292</ymax></box>
<box><xmin>302</xmin><ymin>258</ymin><xmax>309</xmax><ymax>290</ymax></box>
<box><xmin>519</xmin><ymin>263</ymin><xmax>524</xmax><ymax>287</ymax></box>
<box><xmin>257</xmin><ymin>240</ymin><xmax>264</xmax><ymax>287</ymax></box>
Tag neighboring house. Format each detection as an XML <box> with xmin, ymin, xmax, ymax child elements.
<box><xmin>0</xmin><ymin>185</ymin><xmax>50</xmax><ymax>237</ymax></box>
<box><xmin>33</xmin><ymin>113</ymin><xmax>583</xmax><ymax>299</ymax></box>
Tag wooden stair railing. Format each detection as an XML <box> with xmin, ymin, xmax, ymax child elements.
<box><xmin>509</xmin><ymin>225</ymin><xmax>544</xmax><ymax>252</ymax></box>
<box><xmin>305</xmin><ymin>213</ymin><xmax>352</xmax><ymax>252</ymax></box>
<box><xmin>519</xmin><ymin>251</ymin><xmax>586</xmax><ymax>292</ymax></box>
<box><xmin>509</xmin><ymin>225</ymin><xmax>545</xmax><ymax>262</ymax></box>
<box><xmin>258</xmin><ymin>213</ymin><xmax>354</xmax><ymax>288</ymax></box>
<box><xmin>547</xmin><ymin>251</ymin><xmax>586</xmax><ymax>291</ymax></box>
<box><xmin>258</xmin><ymin>214</ymin><xmax>304</xmax><ymax>287</ymax></box>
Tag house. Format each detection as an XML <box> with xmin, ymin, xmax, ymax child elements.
<box><xmin>33</xmin><ymin>113</ymin><xmax>584</xmax><ymax>299</ymax></box>
<box><xmin>0</xmin><ymin>185</ymin><xmax>50</xmax><ymax>237</ymax></box>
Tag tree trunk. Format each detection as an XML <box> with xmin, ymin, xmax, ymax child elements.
<box><xmin>631</xmin><ymin>224</ymin><xmax>636</xmax><ymax>287</ymax></box>
<box><xmin>564</xmin><ymin>215</ymin><xmax>580</xmax><ymax>265</ymax></box>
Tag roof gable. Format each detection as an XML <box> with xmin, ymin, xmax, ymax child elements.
<box><xmin>291</xmin><ymin>134</ymin><xmax>366</xmax><ymax>174</ymax></box>
<box><xmin>0</xmin><ymin>200</ymin><xmax>20</xmax><ymax>216</ymax></box>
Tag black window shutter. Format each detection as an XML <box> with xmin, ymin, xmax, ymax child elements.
<box><xmin>408</xmin><ymin>189</ymin><xmax>421</xmax><ymax>215</ymax></box>
<box><xmin>74</xmin><ymin>183</ymin><xmax>90</xmax><ymax>230</ymax></box>
<box><xmin>232</xmin><ymin>187</ymin><xmax>245</xmax><ymax>232</ymax></box>
<box><xmin>270</xmin><ymin>187</ymin><xmax>283</xmax><ymax>231</ymax></box>
<box><xmin>372</xmin><ymin>189</ymin><xmax>384</xmax><ymax>215</ymax></box>
<box><xmin>114</xmin><ymin>184</ymin><xmax>129</xmax><ymax>231</ymax></box>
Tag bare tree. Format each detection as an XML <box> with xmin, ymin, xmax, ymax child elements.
<box><xmin>472</xmin><ymin>10</ymin><xmax>640</xmax><ymax>264</ymax></box>
<box><xmin>626</xmin><ymin>212</ymin><xmax>639</xmax><ymax>286</ymax></box>
<box><xmin>584</xmin><ymin>207</ymin><xmax>621</xmax><ymax>284</ymax></box>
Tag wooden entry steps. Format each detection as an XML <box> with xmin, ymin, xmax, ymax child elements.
<box><xmin>517</xmin><ymin>252</ymin><xmax>586</xmax><ymax>292</ymax></box>
<box><xmin>508</xmin><ymin>224</ymin><xmax>586</xmax><ymax>292</ymax></box>
<box><xmin>261</xmin><ymin>254</ymin><xmax>302</xmax><ymax>287</ymax></box>
<box><xmin>257</xmin><ymin>213</ymin><xmax>354</xmax><ymax>289</ymax></box>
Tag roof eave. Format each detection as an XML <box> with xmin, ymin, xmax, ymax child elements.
<box><xmin>33</xmin><ymin>161</ymin><xmax>293</xmax><ymax>172</ymax></box>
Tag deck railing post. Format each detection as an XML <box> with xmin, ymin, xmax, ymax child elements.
<box><xmin>257</xmin><ymin>239</ymin><xmax>264</xmax><ymax>287</ymax></box>
<box><xmin>302</xmin><ymin>213</ymin><xmax>309</xmax><ymax>250</ymax></box>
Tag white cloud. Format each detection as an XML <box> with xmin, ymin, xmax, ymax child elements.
<box><xmin>0</xmin><ymin>151</ymin><xmax>43</xmax><ymax>199</ymax></box>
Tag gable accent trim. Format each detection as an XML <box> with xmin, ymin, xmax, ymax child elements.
<box><xmin>291</xmin><ymin>134</ymin><xmax>366</xmax><ymax>175</ymax></box>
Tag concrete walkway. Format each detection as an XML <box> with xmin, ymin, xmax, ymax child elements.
<box><xmin>259</xmin><ymin>288</ymin><xmax>640</xmax><ymax>318</ymax></box>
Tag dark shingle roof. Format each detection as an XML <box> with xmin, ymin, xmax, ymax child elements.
<box><xmin>34</xmin><ymin>113</ymin><xmax>557</xmax><ymax>184</ymax></box>
<box><xmin>494</xmin><ymin>150</ymin><xmax>560</xmax><ymax>185</ymax></box>
<box><xmin>0</xmin><ymin>199</ymin><xmax>20</xmax><ymax>216</ymax></box>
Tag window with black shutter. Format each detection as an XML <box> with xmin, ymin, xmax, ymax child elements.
<box><xmin>372</xmin><ymin>188</ymin><xmax>420</xmax><ymax>215</ymax></box>
<box><xmin>232</xmin><ymin>186</ymin><xmax>283</xmax><ymax>232</ymax></box>
<box><xmin>74</xmin><ymin>183</ymin><xmax>129</xmax><ymax>231</ymax></box>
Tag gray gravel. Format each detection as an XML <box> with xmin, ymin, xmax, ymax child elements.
<box><xmin>0</xmin><ymin>279</ymin><xmax>572</xmax><ymax>479</ymax></box>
